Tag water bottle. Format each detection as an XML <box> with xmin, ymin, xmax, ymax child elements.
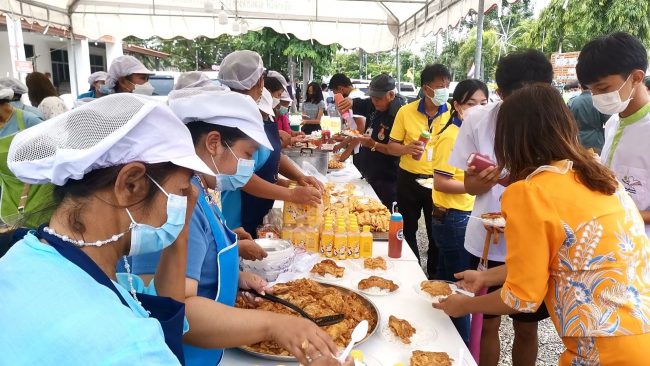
<box><xmin>388</xmin><ymin>202</ymin><xmax>404</xmax><ymax>258</ymax></box>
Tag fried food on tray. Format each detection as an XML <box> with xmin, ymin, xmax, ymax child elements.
<box><xmin>310</xmin><ymin>259</ymin><xmax>345</xmax><ymax>278</ymax></box>
<box><xmin>364</xmin><ymin>256</ymin><xmax>387</xmax><ymax>270</ymax></box>
<box><xmin>358</xmin><ymin>276</ymin><xmax>398</xmax><ymax>292</ymax></box>
<box><xmin>410</xmin><ymin>351</ymin><xmax>454</xmax><ymax>366</ymax></box>
<box><xmin>328</xmin><ymin>159</ymin><xmax>345</xmax><ymax>169</ymax></box>
<box><xmin>235</xmin><ymin>279</ymin><xmax>377</xmax><ymax>356</ymax></box>
<box><xmin>388</xmin><ymin>315</ymin><xmax>416</xmax><ymax>344</ymax></box>
<box><xmin>420</xmin><ymin>281</ymin><xmax>453</xmax><ymax>297</ymax></box>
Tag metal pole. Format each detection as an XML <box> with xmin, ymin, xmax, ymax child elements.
<box><xmin>396</xmin><ymin>45</ymin><xmax>401</xmax><ymax>92</ymax></box>
<box><xmin>473</xmin><ymin>0</ymin><xmax>485</xmax><ymax>80</ymax></box>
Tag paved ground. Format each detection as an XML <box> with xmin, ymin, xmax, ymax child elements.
<box><xmin>415</xmin><ymin>217</ymin><xmax>564</xmax><ymax>365</ymax></box>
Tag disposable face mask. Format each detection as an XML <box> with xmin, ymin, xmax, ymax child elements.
<box><xmin>130</xmin><ymin>81</ymin><xmax>155</xmax><ymax>96</ymax></box>
<box><xmin>211</xmin><ymin>144</ymin><xmax>255</xmax><ymax>191</ymax></box>
<box><xmin>279</xmin><ymin>106</ymin><xmax>289</xmax><ymax>115</ymax></box>
<box><xmin>426</xmin><ymin>85</ymin><xmax>449</xmax><ymax>106</ymax></box>
<box><xmin>592</xmin><ymin>75</ymin><xmax>635</xmax><ymax>115</ymax></box>
<box><xmin>126</xmin><ymin>176</ymin><xmax>187</xmax><ymax>256</ymax></box>
<box><xmin>272</xmin><ymin>97</ymin><xmax>280</xmax><ymax>108</ymax></box>
<box><xmin>99</xmin><ymin>84</ymin><xmax>114</xmax><ymax>95</ymax></box>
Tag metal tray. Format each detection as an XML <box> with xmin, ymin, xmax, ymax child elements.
<box><xmin>237</xmin><ymin>282</ymin><xmax>381</xmax><ymax>361</ymax></box>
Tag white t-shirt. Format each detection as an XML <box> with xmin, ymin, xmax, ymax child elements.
<box><xmin>600</xmin><ymin>105</ymin><xmax>650</xmax><ymax>237</ymax></box>
<box><xmin>449</xmin><ymin>102</ymin><xmax>507</xmax><ymax>262</ymax></box>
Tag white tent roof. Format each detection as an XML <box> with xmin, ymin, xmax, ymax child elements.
<box><xmin>1</xmin><ymin>0</ymin><xmax>513</xmax><ymax>52</ymax></box>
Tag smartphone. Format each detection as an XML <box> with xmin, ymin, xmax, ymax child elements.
<box><xmin>467</xmin><ymin>153</ymin><xmax>496</xmax><ymax>173</ymax></box>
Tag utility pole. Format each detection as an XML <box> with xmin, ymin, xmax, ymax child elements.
<box><xmin>473</xmin><ymin>0</ymin><xmax>485</xmax><ymax>80</ymax></box>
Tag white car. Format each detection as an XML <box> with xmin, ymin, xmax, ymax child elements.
<box><xmin>398</xmin><ymin>82</ymin><xmax>418</xmax><ymax>101</ymax></box>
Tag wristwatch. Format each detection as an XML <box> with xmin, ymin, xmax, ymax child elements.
<box><xmin>371</xmin><ymin>142</ymin><xmax>378</xmax><ymax>151</ymax></box>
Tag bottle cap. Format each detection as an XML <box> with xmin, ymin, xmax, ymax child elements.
<box><xmin>391</xmin><ymin>202</ymin><xmax>403</xmax><ymax>221</ymax></box>
<box><xmin>363</xmin><ymin>225</ymin><xmax>371</xmax><ymax>232</ymax></box>
<box><xmin>420</xmin><ymin>131</ymin><xmax>431</xmax><ymax>139</ymax></box>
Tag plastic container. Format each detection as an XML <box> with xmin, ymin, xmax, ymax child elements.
<box><xmin>281</xmin><ymin>224</ymin><xmax>294</xmax><ymax>243</ymax></box>
<box><xmin>360</xmin><ymin>225</ymin><xmax>373</xmax><ymax>258</ymax></box>
<box><xmin>240</xmin><ymin>239</ymin><xmax>295</xmax><ymax>282</ymax></box>
<box><xmin>348</xmin><ymin>224</ymin><xmax>360</xmax><ymax>259</ymax></box>
<box><xmin>334</xmin><ymin>224</ymin><xmax>347</xmax><ymax>260</ymax></box>
<box><xmin>388</xmin><ymin>202</ymin><xmax>404</xmax><ymax>258</ymax></box>
<box><xmin>334</xmin><ymin>93</ymin><xmax>350</xmax><ymax>120</ymax></box>
<box><xmin>412</xmin><ymin>131</ymin><xmax>431</xmax><ymax>160</ymax></box>
<box><xmin>320</xmin><ymin>223</ymin><xmax>334</xmax><ymax>257</ymax></box>
<box><xmin>293</xmin><ymin>223</ymin><xmax>306</xmax><ymax>249</ymax></box>
<box><xmin>305</xmin><ymin>225</ymin><xmax>320</xmax><ymax>253</ymax></box>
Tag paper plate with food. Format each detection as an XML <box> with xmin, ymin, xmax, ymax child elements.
<box><xmin>341</xmin><ymin>129</ymin><xmax>363</xmax><ymax>137</ymax></box>
<box><xmin>357</xmin><ymin>276</ymin><xmax>400</xmax><ymax>296</ymax></box>
<box><xmin>310</xmin><ymin>259</ymin><xmax>346</xmax><ymax>282</ymax></box>
<box><xmin>358</xmin><ymin>256</ymin><xmax>393</xmax><ymax>275</ymax></box>
<box><xmin>416</xmin><ymin>178</ymin><xmax>433</xmax><ymax>190</ymax></box>
<box><xmin>409</xmin><ymin>350</ymin><xmax>471</xmax><ymax>366</ymax></box>
<box><xmin>380</xmin><ymin>315</ymin><xmax>437</xmax><ymax>348</ymax></box>
<box><xmin>328</xmin><ymin>159</ymin><xmax>346</xmax><ymax>170</ymax></box>
<box><xmin>414</xmin><ymin>280</ymin><xmax>474</xmax><ymax>303</ymax></box>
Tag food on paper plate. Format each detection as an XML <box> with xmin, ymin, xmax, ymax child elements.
<box><xmin>410</xmin><ymin>351</ymin><xmax>454</xmax><ymax>366</ymax></box>
<box><xmin>388</xmin><ymin>315</ymin><xmax>416</xmax><ymax>344</ymax></box>
<box><xmin>310</xmin><ymin>259</ymin><xmax>345</xmax><ymax>278</ymax></box>
<box><xmin>342</xmin><ymin>129</ymin><xmax>363</xmax><ymax>137</ymax></box>
<box><xmin>481</xmin><ymin>212</ymin><xmax>506</xmax><ymax>228</ymax></box>
<box><xmin>364</xmin><ymin>256</ymin><xmax>387</xmax><ymax>270</ymax></box>
<box><xmin>358</xmin><ymin>276</ymin><xmax>399</xmax><ymax>292</ymax></box>
<box><xmin>329</xmin><ymin>159</ymin><xmax>345</xmax><ymax>169</ymax></box>
<box><xmin>420</xmin><ymin>281</ymin><xmax>453</xmax><ymax>297</ymax></box>
<box><xmin>236</xmin><ymin>279</ymin><xmax>377</xmax><ymax>357</ymax></box>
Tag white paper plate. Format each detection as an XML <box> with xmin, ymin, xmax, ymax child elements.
<box><xmin>408</xmin><ymin>349</ymin><xmax>472</xmax><ymax>366</ymax></box>
<box><xmin>416</xmin><ymin>178</ymin><xmax>433</xmax><ymax>189</ymax></box>
<box><xmin>357</xmin><ymin>257</ymin><xmax>394</xmax><ymax>275</ymax></box>
<box><xmin>356</xmin><ymin>278</ymin><xmax>401</xmax><ymax>296</ymax></box>
<box><xmin>380</xmin><ymin>319</ymin><xmax>437</xmax><ymax>347</ymax></box>
<box><xmin>353</xmin><ymin>354</ymin><xmax>383</xmax><ymax>366</ymax></box>
<box><xmin>310</xmin><ymin>272</ymin><xmax>345</xmax><ymax>282</ymax></box>
<box><xmin>414</xmin><ymin>280</ymin><xmax>474</xmax><ymax>304</ymax></box>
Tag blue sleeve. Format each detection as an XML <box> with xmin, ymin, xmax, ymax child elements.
<box><xmin>253</xmin><ymin>146</ymin><xmax>271</xmax><ymax>171</ymax></box>
<box><xmin>186</xmin><ymin>205</ymin><xmax>211</xmax><ymax>281</ymax></box>
<box><xmin>220</xmin><ymin>189</ymin><xmax>242</xmax><ymax>229</ymax></box>
<box><xmin>130</xmin><ymin>249</ymin><xmax>162</xmax><ymax>276</ymax></box>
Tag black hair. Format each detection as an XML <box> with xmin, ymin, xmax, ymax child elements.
<box><xmin>321</xmin><ymin>83</ymin><xmax>328</xmax><ymax>90</ymax></box>
<box><xmin>52</xmin><ymin>162</ymin><xmax>178</xmax><ymax>234</ymax></box>
<box><xmin>305</xmin><ymin>82</ymin><xmax>324</xmax><ymax>104</ymax></box>
<box><xmin>11</xmin><ymin>94</ymin><xmax>21</xmax><ymax>101</ymax></box>
<box><xmin>577</xmin><ymin>32</ymin><xmax>648</xmax><ymax>86</ymax></box>
<box><xmin>264</xmin><ymin>76</ymin><xmax>284</xmax><ymax>94</ymax></box>
<box><xmin>439</xmin><ymin>79</ymin><xmax>488</xmax><ymax>135</ymax></box>
<box><xmin>564</xmin><ymin>81</ymin><xmax>579</xmax><ymax>91</ymax></box>
<box><xmin>328</xmin><ymin>73</ymin><xmax>352</xmax><ymax>90</ymax></box>
<box><xmin>495</xmin><ymin>49</ymin><xmax>553</xmax><ymax>97</ymax></box>
<box><xmin>185</xmin><ymin>121</ymin><xmax>250</xmax><ymax>147</ymax></box>
<box><xmin>420</xmin><ymin>64</ymin><xmax>451</xmax><ymax>87</ymax></box>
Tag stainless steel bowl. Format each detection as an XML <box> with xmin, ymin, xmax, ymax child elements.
<box><xmin>238</xmin><ymin>283</ymin><xmax>380</xmax><ymax>361</ymax></box>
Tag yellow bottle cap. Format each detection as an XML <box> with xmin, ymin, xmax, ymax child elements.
<box><xmin>363</xmin><ymin>225</ymin><xmax>371</xmax><ymax>232</ymax></box>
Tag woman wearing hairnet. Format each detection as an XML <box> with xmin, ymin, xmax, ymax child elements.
<box><xmin>130</xmin><ymin>88</ymin><xmax>350</xmax><ymax>366</ymax></box>
<box><xmin>78</xmin><ymin>71</ymin><xmax>109</xmax><ymax>99</ymax></box>
<box><xmin>103</xmin><ymin>55</ymin><xmax>155</xmax><ymax>96</ymax></box>
<box><xmin>0</xmin><ymin>93</ymin><xmax>219</xmax><ymax>364</ymax></box>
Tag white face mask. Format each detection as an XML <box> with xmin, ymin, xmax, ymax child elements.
<box><xmin>130</xmin><ymin>81</ymin><xmax>155</xmax><ymax>96</ymax></box>
<box><xmin>425</xmin><ymin>85</ymin><xmax>449</xmax><ymax>107</ymax></box>
<box><xmin>592</xmin><ymin>75</ymin><xmax>635</xmax><ymax>115</ymax></box>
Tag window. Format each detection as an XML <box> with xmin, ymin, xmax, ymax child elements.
<box><xmin>24</xmin><ymin>44</ymin><xmax>34</xmax><ymax>59</ymax></box>
<box><xmin>90</xmin><ymin>54</ymin><xmax>105</xmax><ymax>73</ymax></box>
<box><xmin>50</xmin><ymin>49</ymin><xmax>70</xmax><ymax>93</ymax></box>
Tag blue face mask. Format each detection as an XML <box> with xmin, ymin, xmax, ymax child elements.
<box><xmin>211</xmin><ymin>144</ymin><xmax>255</xmax><ymax>192</ymax></box>
<box><xmin>99</xmin><ymin>84</ymin><xmax>114</xmax><ymax>95</ymax></box>
<box><xmin>126</xmin><ymin>176</ymin><xmax>187</xmax><ymax>256</ymax></box>
<box><xmin>279</xmin><ymin>106</ymin><xmax>289</xmax><ymax>115</ymax></box>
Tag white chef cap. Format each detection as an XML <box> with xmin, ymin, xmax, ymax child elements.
<box><xmin>174</xmin><ymin>71</ymin><xmax>215</xmax><ymax>90</ymax></box>
<box><xmin>267</xmin><ymin>70</ymin><xmax>288</xmax><ymax>90</ymax></box>
<box><xmin>218</xmin><ymin>50</ymin><xmax>264</xmax><ymax>91</ymax></box>
<box><xmin>258</xmin><ymin>88</ymin><xmax>274</xmax><ymax>117</ymax></box>
<box><xmin>106</xmin><ymin>55</ymin><xmax>154</xmax><ymax>89</ymax></box>
<box><xmin>0</xmin><ymin>88</ymin><xmax>14</xmax><ymax>101</ymax></box>
<box><xmin>88</xmin><ymin>71</ymin><xmax>108</xmax><ymax>86</ymax></box>
<box><xmin>168</xmin><ymin>87</ymin><xmax>272</xmax><ymax>150</ymax></box>
<box><xmin>280</xmin><ymin>90</ymin><xmax>292</xmax><ymax>103</ymax></box>
<box><xmin>8</xmin><ymin>93</ymin><xmax>214</xmax><ymax>186</ymax></box>
<box><xmin>0</xmin><ymin>77</ymin><xmax>28</xmax><ymax>95</ymax></box>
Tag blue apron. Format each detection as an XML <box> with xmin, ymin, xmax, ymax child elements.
<box><xmin>184</xmin><ymin>182</ymin><xmax>239</xmax><ymax>366</ymax></box>
<box><xmin>241</xmin><ymin>119</ymin><xmax>282</xmax><ymax>236</ymax></box>
<box><xmin>35</xmin><ymin>226</ymin><xmax>186</xmax><ymax>364</ymax></box>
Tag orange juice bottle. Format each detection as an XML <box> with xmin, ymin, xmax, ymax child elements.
<box><xmin>305</xmin><ymin>224</ymin><xmax>320</xmax><ymax>253</ymax></box>
<box><xmin>360</xmin><ymin>225</ymin><xmax>373</xmax><ymax>258</ymax></box>
<box><xmin>334</xmin><ymin>224</ymin><xmax>347</xmax><ymax>260</ymax></box>
<box><xmin>320</xmin><ymin>223</ymin><xmax>334</xmax><ymax>257</ymax></box>
<box><xmin>348</xmin><ymin>224</ymin><xmax>360</xmax><ymax>259</ymax></box>
<box><xmin>293</xmin><ymin>222</ymin><xmax>306</xmax><ymax>249</ymax></box>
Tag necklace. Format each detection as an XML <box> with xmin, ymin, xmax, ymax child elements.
<box><xmin>43</xmin><ymin>225</ymin><xmax>134</xmax><ymax>247</ymax></box>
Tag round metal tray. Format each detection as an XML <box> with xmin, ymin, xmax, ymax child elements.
<box><xmin>237</xmin><ymin>282</ymin><xmax>381</xmax><ymax>361</ymax></box>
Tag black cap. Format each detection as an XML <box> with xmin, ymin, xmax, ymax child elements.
<box><xmin>367</xmin><ymin>73</ymin><xmax>395</xmax><ymax>97</ymax></box>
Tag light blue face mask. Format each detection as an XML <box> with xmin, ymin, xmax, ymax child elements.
<box><xmin>426</xmin><ymin>85</ymin><xmax>449</xmax><ymax>107</ymax></box>
<box><xmin>279</xmin><ymin>106</ymin><xmax>289</xmax><ymax>115</ymax></box>
<box><xmin>99</xmin><ymin>84</ymin><xmax>115</xmax><ymax>95</ymax></box>
<box><xmin>211</xmin><ymin>143</ymin><xmax>255</xmax><ymax>192</ymax></box>
<box><xmin>126</xmin><ymin>176</ymin><xmax>188</xmax><ymax>256</ymax></box>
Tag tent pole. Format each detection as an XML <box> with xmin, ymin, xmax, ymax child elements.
<box><xmin>473</xmin><ymin>0</ymin><xmax>485</xmax><ymax>80</ymax></box>
<box><xmin>396</xmin><ymin>44</ymin><xmax>401</xmax><ymax>92</ymax></box>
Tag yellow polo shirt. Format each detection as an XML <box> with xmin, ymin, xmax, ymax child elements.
<box><xmin>432</xmin><ymin>118</ymin><xmax>475</xmax><ymax>211</ymax></box>
<box><xmin>390</xmin><ymin>98</ymin><xmax>451</xmax><ymax>175</ymax></box>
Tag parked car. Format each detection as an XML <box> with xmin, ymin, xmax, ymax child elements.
<box><xmin>398</xmin><ymin>82</ymin><xmax>418</xmax><ymax>102</ymax></box>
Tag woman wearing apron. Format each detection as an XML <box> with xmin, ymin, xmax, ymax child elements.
<box><xmin>132</xmin><ymin>89</ymin><xmax>349</xmax><ymax>366</ymax></box>
<box><xmin>0</xmin><ymin>94</ymin><xmax>214</xmax><ymax>364</ymax></box>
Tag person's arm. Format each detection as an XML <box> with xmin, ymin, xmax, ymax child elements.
<box><xmin>315</xmin><ymin>107</ymin><xmax>324</xmax><ymax>122</ymax></box>
<box><xmin>386</xmin><ymin>140</ymin><xmax>424</xmax><ymax>157</ymax></box>
<box><xmin>432</xmin><ymin>134</ymin><xmax>466</xmax><ymax>194</ymax></box>
<box><xmin>278</xmin><ymin>154</ymin><xmax>325</xmax><ymax>192</ymax></box>
<box><xmin>242</xmin><ymin>174</ymin><xmax>321</xmax><ymax>206</ymax></box>
<box><xmin>453</xmin><ymin>265</ymin><xmax>507</xmax><ymax>293</ymax></box>
<box><xmin>463</xmin><ymin>166</ymin><xmax>502</xmax><ymax>196</ymax></box>
<box><xmin>338</xmin><ymin>140</ymin><xmax>357</xmax><ymax>161</ymax></box>
<box><xmin>433</xmin><ymin>287</ymin><xmax>518</xmax><ymax>317</ymax></box>
<box><xmin>640</xmin><ymin>210</ymin><xmax>650</xmax><ymax>224</ymax></box>
<box><xmin>434</xmin><ymin>173</ymin><xmax>466</xmax><ymax>194</ymax></box>
<box><xmin>153</xmin><ymin>184</ymin><xmax>198</xmax><ymax>302</ymax></box>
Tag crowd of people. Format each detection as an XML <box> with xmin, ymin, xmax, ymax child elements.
<box><xmin>0</xmin><ymin>30</ymin><xmax>647</xmax><ymax>366</ymax></box>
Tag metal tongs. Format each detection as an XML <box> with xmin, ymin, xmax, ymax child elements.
<box><xmin>250</xmin><ymin>290</ymin><xmax>345</xmax><ymax>327</ymax></box>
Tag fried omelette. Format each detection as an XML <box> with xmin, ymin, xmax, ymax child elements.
<box><xmin>363</xmin><ymin>256</ymin><xmax>387</xmax><ymax>270</ymax></box>
<box><xmin>235</xmin><ymin>279</ymin><xmax>377</xmax><ymax>357</ymax></box>
<box><xmin>420</xmin><ymin>281</ymin><xmax>453</xmax><ymax>297</ymax></box>
<box><xmin>410</xmin><ymin>351</ymin><xmax>454</xmax><ymax>366</ymax></box>
<box><xmin>358</xmin><ymin>276</ymin><xmax>398</xmax><ymax>292</ymax></box>
<box><xmin>310</xmin><ymin>259</ymin><xmax>345</xmax><ymax>278</ymax></box>
<box><xmin>388</xmin><ymin>315</ymin><xmax>416</xmax><ymax>344</ymax></box>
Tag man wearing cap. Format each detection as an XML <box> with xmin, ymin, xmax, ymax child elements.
<box><xmin>218</xmin><ymin>51</ymin><xmax>323</xmax><ymax>237</ymax></box>
<box><xmin>336</xmin><ymin>74</ymin><xmax>406</xmax><ymax>208</ymax></box>
<box><xmin>0</xmin><ymin>77</ymin><xmax>45</xmax><ymax>119</ymax></box>
<box><xmin>105</xmin><ymin>55</ymin><xmax>155</xmax><ymax>95</ymax></box>
<box><xmin>78</xmin><ymin>71</ymin><xmax>109</xmax><ymax>99</ymax></box>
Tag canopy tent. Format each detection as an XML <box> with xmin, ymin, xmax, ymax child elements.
<box><xmin>2</xmin><ymin>0</ymin><xmax>512</xmax><ymax>53</ymax></box>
